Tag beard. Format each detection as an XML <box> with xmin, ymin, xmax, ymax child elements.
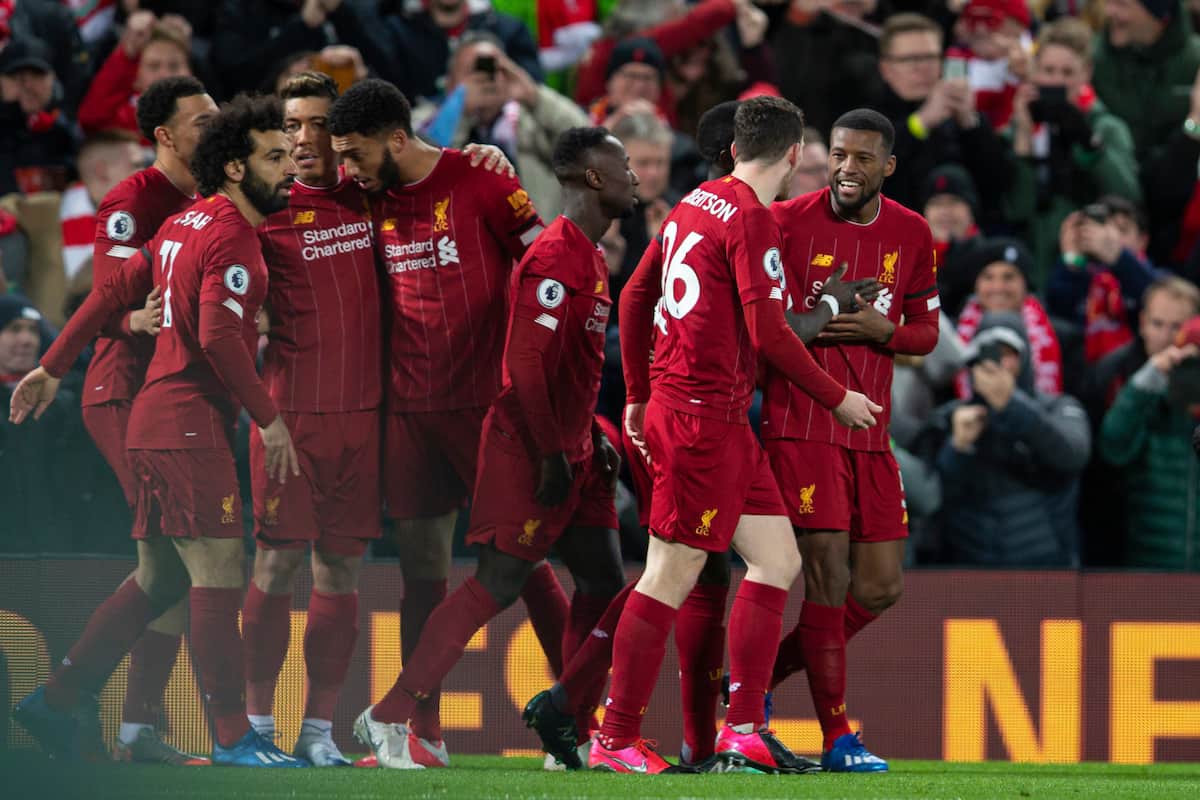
<box><xmin>243</xmin><ymin>165</ymin><xmax>291</xmax><ymax>217</ymax></box>
<box><xmin>832</xmin><ymin>179</ymin><xmax>882</xmax><ymax>213</ymax></box>
<box><xmin>376</xmin><ymin>148</ymin><xmax>402</xmax><ymax>192</ymax></box>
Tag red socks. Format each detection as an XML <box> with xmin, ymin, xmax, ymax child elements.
<box><xmin>304</xmin><ymin>590</ymin><xmax>358</xmax><ymax>721</ymax></box>
<box><xmin>725</xmin><ymin>580</ymin><xmax>787</xmax><ymax>729</ymax></box>
<box><xmin>799</xmin><ymin>601</ymin><xmax>852</xmax><ymax>750</ymax></box>
<box><xmin>596</xmin><ymin>590</ymin><xmax>676</xmax><ymax>750</ymax></box>
<box><xmin>241</xmin><ymin>584</ymin><xmax>292</xmax><ymax>716</ymax></box>
<box><xmin>675</xmin><ymin>583</ymin><xmax>727</xmax><ymax>759</ymax></box>
<box><xmin>373</xmin><ymin>577</ymin><xmax>498</xmax><ymax>725</ymax></box>
<box><xmin>521</xmin><ymin>561</ymin><xmax>569</xmax><ymax>678</ymax></box>
<box><xmin>45</xmin><ymin>579</ymin><xmax>161</xmax><ymax>710</ymax></box>
<box><xmin>771</xmin><ymin>591</ymin><xmax>881</xmax><ymax>689</ymax></box>
<box><xmin>844</xmin><ymin>593</ymin><xmax>878</xmax><ymax>639</ymax></box>
<box><xmin>122</xmin><ymin>629</ymin><xmax>181</xmax><ymax>725</ymax></box>
<box><xmin>557</xmin><ymin>582</ymin><xmax>633</xmax><ymax>714</ymax></box>
<box><xmin>190</xmin><ymin>587</ymin><xmax>249</xmax><ymax>748</ymax></box>
<box><xmin>401</xmin><ymin>577</ymin><xmax>448</xmax><ymax>741</ymax></box>
<box><xmin>561</xmin><ymin>588</ymin><xmax>621</xmax><ymax>739</ymax></box>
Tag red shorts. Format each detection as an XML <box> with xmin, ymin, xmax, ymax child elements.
<box><xmin>385</xmin><ymin>408</ymin><xmax>486</xmax><ymax>519</ymax></box>
<box><xmin>128</xmin><ymin>448</ymin><xmax>244</xmax><ymax>540</ymax></box>
<box><xmin>251</xmin><ymin>410</ymin><xmax>381</xmax><ymax>557</ymax></box>
<box><xmin>466</xmin><ymin>419</ymin><xmax>617</xmax><ymax>563</ymax></box>
<box><xmin>82</xmin><ymin>401</ymin><xmax>135</xmax><ymax>506</ymax></box>
<box><xmin>644</xmin><ymin>399</ymin><xmax>786</xmax><ymax>553</ymax></box>
<box><xmin>764</xmin><ymin>439</ymin><xmax>908</xmax><ymax>542</ymax></box>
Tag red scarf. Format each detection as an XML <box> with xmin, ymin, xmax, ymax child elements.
<box><xmin>1083</xmin><ymin>270</ymin><xmax>1134</xmax><ymax>363</ymax></box>
<box><xmin>955</xmin><ymin>294</ymin><xmax>1064</xmax><ymax>398</ymax></box>
<box><xmin>0</xmin><ymin>1</ymin><xmax>14</xmax><ymax>44</ymax></box>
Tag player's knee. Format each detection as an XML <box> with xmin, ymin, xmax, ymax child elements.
<box><xmin>856</xmin><ymin>573</ymin><xmax>903</xmax><ymax>614</ymax></box>
<box><xmin>572</xmin><ymin>565</ymin><xmax>625</xmax><ymax>601</ymax></box>
<box><xmin>252</xmin><ymin>547</ymin><xmax>304</xmax><ymax>593</ymax></box>
<box><xmin>477</xmin><ymin>547</ymin><xmax>532</xmax><ymax>609</ymax></box>
<box><xmin>311</xmin><ymin>551</ymin><xmax>362</xmax><ymax>594</ymax></box>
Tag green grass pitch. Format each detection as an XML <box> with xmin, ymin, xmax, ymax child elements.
<box><xmin>5</xmin><ymin>754</ymin><xmax>1200</xmax><ymax>799</ymax></box>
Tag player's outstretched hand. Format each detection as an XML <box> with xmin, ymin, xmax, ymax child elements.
<box><xmin>832</xmin><ymin>390</ymin><xmax>882</xmax><ymax>430</ymax></box>
<box><xmin>260</xmin><ymin>415</ymin><xmax>301</xmax><ymax>485</ymax></box>
<box><xmin>464</xmin><ymin>143</ymin><xmax>516</xmax><ymax>178</ymax></box>
<box><xmin>130</xmin><ymin>287</ymin><xmax>163</xmax><ymax>336</ymax></box>
<box><xmin>623</xmin><ymin>402</ymin><xmax>649</xmax><ymax>464</ymax></box>
<box><xmin>594</xmin><ymin>432</ymin><xmax>621</xmax><ymax>488</ymax></box>
<box><xmin>536</xmin><ymin>451</ymin><xmax>572</xmax><ymax>507</ymax></box>
<box><xmin>9</xmin><ymin>366</ymin><xmax>61</xmax><ymax>424</ymax></box>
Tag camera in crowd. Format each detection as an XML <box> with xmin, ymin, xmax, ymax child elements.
<box><xmin>1029</xmin><ymin>85</ymin><xmax>1069</xmax><ymax>126</ymax></box>
<box><xmin>1168</xmin><ymin>357</ymin><xmax>1200</xmax><ymax>409</ymax></box>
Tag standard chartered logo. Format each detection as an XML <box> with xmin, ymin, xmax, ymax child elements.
<box><xmin>300</xmin><ymin>221</ymin><xmax>372</xmax><ymax>261</ymax></box>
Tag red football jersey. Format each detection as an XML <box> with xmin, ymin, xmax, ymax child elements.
<box><xmin>127</xmin><ymin>196</ymin><xmax>273</xmax><ymax>449</ymax></box>
<box><xmin>649</xmin><ymin>175</ymin><xmax>786</xmax><ymax>424</ymax></box>
<box><xmin>762</xmin><ymin>188</ymin><xmax>939</xmax><ymax>451</ymax></box>
<box><xmin>492</xmin><ymin>216</ymin><xmax>610</xmax><ymax>463</ymax></box>
<box><xmin>258</xmin><ymin>177</ymin><xmax>382</xmax><ymax>413</ymax></box>
<box><xmin>83</xmin><ymin>167</ymin><xmax>193</xmax><ymax>407</ymax></box>
<box><xmin>374</xmin><ymin>149</ymin><xmax>545</xmax><ymax>413</ymax></box>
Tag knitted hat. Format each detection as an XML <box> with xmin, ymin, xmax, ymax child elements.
<box><xmin>0</xmin><ymin>295</ymin><xmax>43</xmax><ymax>331</ymax></box>
<box><xmin>607</xmin><ymin>37</ymin><xmax>666</xmax><ymax>80</ymax></box>
<box><xmin>920</xmin><ymin>163</ymin><xmax>980</xmax><ymax>217</ymax></box>
<box><xmin>966</xmin><ymin>236</ymin><xmax>1036</xmax><ymax>291</ymax></box>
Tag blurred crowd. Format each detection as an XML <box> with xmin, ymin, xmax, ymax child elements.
<box><xmin>2</xmin><ymin>0</ymin><xmax>1200</xmax><ymax>570</ymax></box>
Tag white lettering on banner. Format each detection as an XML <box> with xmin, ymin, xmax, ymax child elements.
<box><xmin>679</xmin><ymin>188</ymin><xmax>739</xmax><ymax>223</ymax></box>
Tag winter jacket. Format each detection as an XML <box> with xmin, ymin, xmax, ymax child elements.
<box><xmin>1099</xmin><ymin>361</ymin><xmax>1200</xmax><ymax>570</ymax></box>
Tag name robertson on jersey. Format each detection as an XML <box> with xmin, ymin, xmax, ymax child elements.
<box><xmin>680</xmin><ymin>188</ymin><xmax>738</xmax><ymax>223</ymax></box>
<box><xmin>300</xmin><ymin>221</ymin><xmax>372</xmax><ymax>261</ymax></box>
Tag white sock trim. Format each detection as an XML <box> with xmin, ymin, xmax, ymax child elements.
<box><xmin>300</xmin><ymin>718</ymin><xmax>333</xmax><ymax>736</ymax></box>
<box><xmin>119</xmin><ymin>721</ymin><xmax>153</xmax><ymax>745</ymax></box>
<box><xmin>248</xmin><ymin>714</ymin><xmax>276</xmax><ymax>735</ymax></box>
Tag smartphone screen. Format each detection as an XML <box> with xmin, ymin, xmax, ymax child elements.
<box><xmin>942</xmin><ymin>57</ymin><xmax>968</xmax><ymax>81</ymax></box>
<box><xmin>475</xmin><ymin>55</ymin><xmax>497</xmax><ymax>78</ymax></box>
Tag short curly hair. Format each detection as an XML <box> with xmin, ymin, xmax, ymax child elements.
<box><xmin>734</xmin><ymin>96</ymin><xmax>804</xmax><ymax>164</ymax></box>
<box><xmin>136</xmin><ymin>76</ymin><xmax>207</xmax><ymax>141</ymax></box>
<box><xmin>551</xmin><ymin>126</ymin><xmax>613</xmax><ymax>180</ymax></box>
<box><xmin>327</xmin><ymin>78</ymin><xmax>412</xmax><ymax>137</ymax></box>
<box><xmin>190</xmin><ymin>94</ymin><xmax>283</xmax><ymax>197</ymax></box>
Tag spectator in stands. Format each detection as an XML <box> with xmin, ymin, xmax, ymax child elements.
<box><xmin>945</xmin><ymin>0</ymin><xmax>1033</xmax><ymax>130</ymax></box>
<box><xmin>0</xmin><ymin>207</ymin><xmax>30</xmax><ymax>293</ymax></box>
<box><xmin>213</xmin><ymin>0</ymin><xmax>385</xmax><ymax>96</ymax></box>
<box><xmin>411</xmin><ymin>30</ymin><xmax>588</xmax><ymax>219</ymax></box>
<box><xmin>956</xmin><ymin>237</ymin><xmax>1065</xmax><ymax>397</ymax></box>
<box><xmin>363</xmin><ymin>0</ymin><xmax>542</xmax><ymax>103</ymax></box>
<box><xmin>573</xmin><ymin>0</ymin><xmax>740</xmax><ymax>109</ymax></box>
<box><xmin>925</xmin><ymin>311</ymin><xmax>1091</xmax><ymax>566</ymax></box>
<box><xmin>666</xmin><ymin>0</ymin><xmax>775</xmax><ymax>139</ymax></box>
<box><xmin>872</xmin><ymin>12</ymin><xmax>1015</xmax><ymax>222</ymax></box>
<box><xmin>0</xmin><ymin>37</ymin><xmax>80</xmax><ymax>195</ymax></box>
<box><xmin>0</xmin><ymin>294</ymin><xmax>70</xmax><ymax>552</ymax></box>
<box><xmin>1093</xmin><ymin>0</ymin><xmax>1200</xmax><ymax>174</ymax></box>
<box><xmin>788</xmin><ymin>125</ymin><xmax>828</xmax><ymax>198</ymax></box>
<box><xmin>1077</xmin><ymin>276</ymin><xmax>1199</xmax><ymax>565</ymax></box>
<box><xmin>59</xmin><ymin>130</ymin><xmax>144</xmax><ymax>285</ymax></box>
<box><xmin>77</xmin><ymin>11</ymin><xmax>192</xmax><ymax>136</ymax></box>
<box><xmin>1004</xmin><ymin>16</ymin><xmax>1142</xmax><ymax>288</ymax></box>
<box><xmin>765</xmin><ymin>0</ymin><xmax>882</xmax><ymax>137</ymax></box>
<box><xmin>5</xmin><ymin>0</ymin><xmax>92</xmax><ymax>110</ymax></box>
<box><xmin>921</xmin><ymin>163</ymin><xmax>982</xmax><ymax>319</ymax></box>
<box><xmin>1048</xmin><ymin>195</ymin><xmax>1162</xmax><ymax>364</ymax></box>
<box><xmin>588</xmin><ymin>36</ymin><xmax>668</xmax><ymax>127</ymax></box>
<box><xmin>610</xmin><ymin>112</ymin><xmax>677</xmax><ymax>290</ymax></box>
<box><xmin>1101</xmin><ymin>314</ymin><xmax>1200</xmax><ymax>570</ymax></box>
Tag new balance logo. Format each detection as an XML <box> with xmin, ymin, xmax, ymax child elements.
<box><xmin>590</xmin><ymin>628</ymin><xmax>610</xmax><ymax>639</ymax></box>
<box><xmin>437</xmin><ymin>236</ymin><xmax>459</xmax><ymax>265</ymax></box>
<box><xmin>729</xmin><ymin>681</ymin><xmax>742</xmax><ymax>694</ymax></box>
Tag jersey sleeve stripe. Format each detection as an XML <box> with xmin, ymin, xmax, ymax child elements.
<box><xmin>534</xmin><ymin>312</ymin><xmax>559</xmax><ymax>331</ymax></box>
<box><xmin>926</xmin><ymin>295</ymin><xmax>941</xmax><ymax>311</ymax></box>
<box><xmin>105</xmin><ymin>244</ymin><xmax>139</xmax><ymax>259</ymax></box>
<box><xmin>222</xmin><ymin>297</ymin><xmax>244</xmax><ymax>319</ymax></box>
<box><xmin>520</xmin><ymin>224</ymin><xmax>545</xmax><ymax>246</ymax></box>
<box><xmin>904</xmin><ymin>285</ymin><xmax>937</xmax><ymax>300</ymax></box>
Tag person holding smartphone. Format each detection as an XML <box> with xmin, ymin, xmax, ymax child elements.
<box><xmin>1006</xmin><ymin>17</ymin><xmax>1142</xmax><ymax>287</ymax></box>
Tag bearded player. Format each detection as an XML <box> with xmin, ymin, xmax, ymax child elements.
<box><xmin>328</xmin><ymin>79</ymin><xmax>573</xmax><ymax>767</ymax></box>
<box><xmin>12</xmin><ymin>95</ymin><xmax>305</xmax><ymax>768</ymax></box>
<box><xmin>591</xmin><ymin>96</ymin><xmax>880</xmax><ymax>774</ymax></box>
<box><xmin>763</xmin><ymin>108</ymin><xmax>940</xmax><ymax>772</ymax></box>
<box><xmin>354</xmin><ymin>126</ymin><xmax>634</xmax><ymax>770</ymax></box>
<box><xmin>56</xmin><ymin>76</ymin><xmax>217</xmax><ymax>764</ymax></box>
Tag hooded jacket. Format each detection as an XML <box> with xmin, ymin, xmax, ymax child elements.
<box><xmin>920</xmin><ymin>311</ymin><xmax>1092</xmax><ymax>566</ymax></box>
